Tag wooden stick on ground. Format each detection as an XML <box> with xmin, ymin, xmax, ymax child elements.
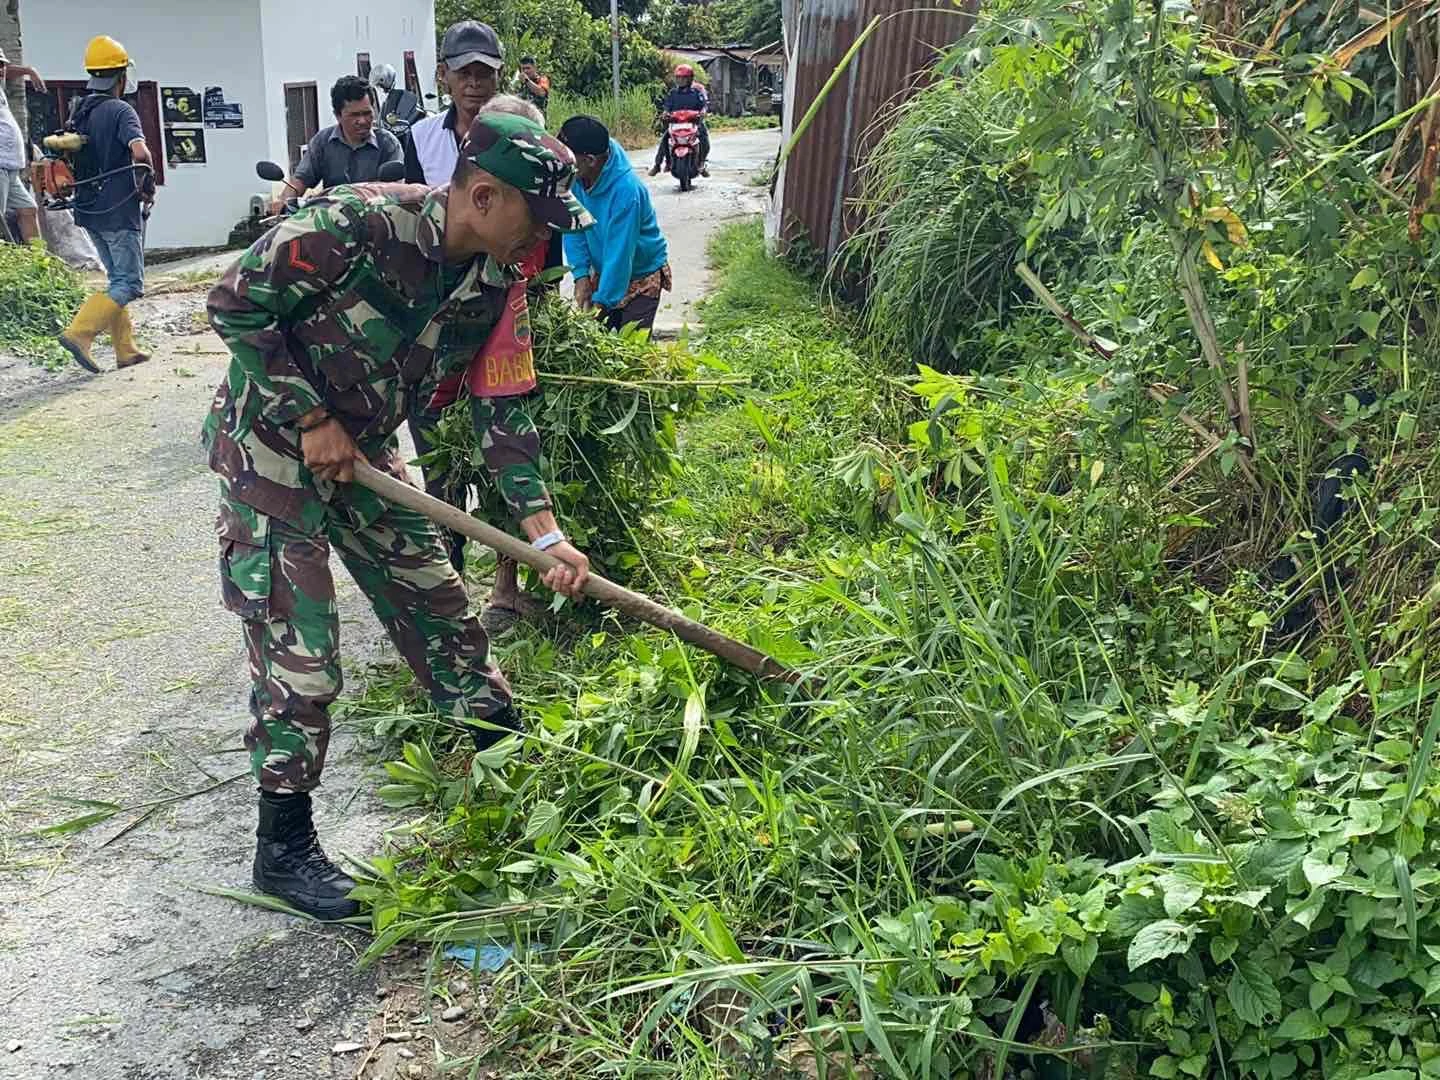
<box><xmin>352</xmin><ymin>461</ymin><xmax>803</xmax><ymax>688</ymax></box>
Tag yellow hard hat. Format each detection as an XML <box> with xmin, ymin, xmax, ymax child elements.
<box><xmin>83</xmin><ymin>35</ymin><xmax>130</xmax><ymax>72</ymax></box>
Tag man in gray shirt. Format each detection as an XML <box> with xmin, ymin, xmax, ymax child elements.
<box><xmin>270</xmin><ymin>75</ymin><xmax>401</xmax><ymax>212</ymax></box>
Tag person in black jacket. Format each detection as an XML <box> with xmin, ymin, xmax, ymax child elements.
<box><xmin>649</xmin><ymin>64</ymin><xmax>709</xmax><ymax>178</ymax></box>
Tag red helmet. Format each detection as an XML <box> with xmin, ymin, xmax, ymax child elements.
<box><xmin>674</xmin><ymin>63</ymin><xmax>694</xmax><ymax>77</ymax></box>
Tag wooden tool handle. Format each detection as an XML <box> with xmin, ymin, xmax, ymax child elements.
<box><xmin>352</xmin><ymin>460</ymin><xmax>800</xmax><ymax>685</ymax></box>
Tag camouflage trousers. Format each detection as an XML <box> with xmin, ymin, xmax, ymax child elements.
<box><xmin>218</xmin><ymin>492</ymin><xmax>512</xmax><ymax>793</ymax></box>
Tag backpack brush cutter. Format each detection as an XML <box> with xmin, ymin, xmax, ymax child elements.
<box><xmin>33</xmin><ymin>131</ymin><xmax>154</xmax><ymax>216</ymax></box>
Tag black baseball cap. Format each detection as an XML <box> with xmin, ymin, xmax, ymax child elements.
<box><xmin>441</xmin><ymin>21</ymin><xmax>503</xmax><ymax>71</ymax></box>
<box><xmin>557</xmin><ymin>116</ymin><xmax>609</xmax><ymax>157</ymax></box>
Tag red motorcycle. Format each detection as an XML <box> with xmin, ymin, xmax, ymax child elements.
<box><xmin>665</xmin><ymin>109</ymin><xmax>704</xmax><ymax>192</ymax></box>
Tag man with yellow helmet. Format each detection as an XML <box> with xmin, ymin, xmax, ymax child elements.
<box><xmin>57</xmin><ymin>35</ymin><xmax>156</xmax><ymax>373</ymax></box>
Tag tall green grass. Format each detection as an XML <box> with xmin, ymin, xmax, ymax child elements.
<box><xmin>546</xmin><ymin>86</ymin><xmax>658</xmax><ymax>149</ymax></box>
<box><xmin>837</xmin><ymin>76</ymin><xmax>1027</xmax><ymax>371</ymax></box>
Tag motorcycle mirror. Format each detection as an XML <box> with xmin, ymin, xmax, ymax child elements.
<box><xmin>256</xmin><ymin>161</ymin><xmax>286</xmax><ymax>182</ymax></box>
<box><xmin>377</xmin><ymin>161</ymin><xmax>406</xmax><ymax>182</ymax></box>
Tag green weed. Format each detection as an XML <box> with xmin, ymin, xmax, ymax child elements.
<box><xmin>547</xmin><ymin>86</ymin><xmax>659</xmax><ymax>149</ymax></box>
<box><xmin>0</xmin><ymin>242</ymin><xmax>85</xmax><ymax>368</ymax></box>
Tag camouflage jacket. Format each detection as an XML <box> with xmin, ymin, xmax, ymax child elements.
<box><xmin>203</xmin><ymin>183</ymin><xmax>551</xmax><ymax>536</ymax></box>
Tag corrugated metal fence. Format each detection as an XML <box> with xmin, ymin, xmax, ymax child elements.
<box><xmin>767</xmin><ymin>0</ymin><xmax>976</xmax><ymax>261</ymax></box>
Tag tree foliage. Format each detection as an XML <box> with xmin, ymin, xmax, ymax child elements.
<box><xmin>436</xmin><ymin>0</ymin><xmax>667</xmax><ymax>96</ymax></box>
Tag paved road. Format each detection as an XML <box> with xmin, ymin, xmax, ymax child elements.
<box><xmin>0</xmin><ymin>126</ymin><xmax>778</xmax><ymax>1080</ymax></box>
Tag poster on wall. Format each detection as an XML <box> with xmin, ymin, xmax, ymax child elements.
<box><xmin>203</xmin><ymin>86</ymin><xmax>244</xmax><ymax>129</ymax></box>
<box><xmin>165</xmin><ymin>126</ymin><xmax>207</xmax><ymax>166</ymax></box>
<box><xmin>160</xmin><ymin>86</ymin><xmax>202</xmax><ymax>125</ymax></box>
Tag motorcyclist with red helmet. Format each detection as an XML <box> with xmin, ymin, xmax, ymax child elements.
<box><xmin>650</xmin><ymin>64</ymin><xmax>710</xmax><ymax>178</ymax></box>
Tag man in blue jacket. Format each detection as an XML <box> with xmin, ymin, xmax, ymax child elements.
<box><xmin>557</xmin><ymin>116</ymin><xmax>670</xmax><ymax>332</ymax></box>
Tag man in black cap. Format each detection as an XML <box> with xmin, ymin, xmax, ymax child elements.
<box><xmin>402</xmin><ymin>19</ymin><xmax>506</xmax><ymax>578</ymax></box>
<box><xmin>403</xmin><ymin>21</ymin><xmax>504</xmax><ymax>186</ymax></box>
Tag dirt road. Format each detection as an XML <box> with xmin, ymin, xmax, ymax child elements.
<box><xmin>0</xmin><ymin>127</ymin><xmax>777</xmax><ymax>1080</ymax></box>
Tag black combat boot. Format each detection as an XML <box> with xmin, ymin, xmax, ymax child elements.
<box><xmin>252</xmin><ymin>791</ymin><xmax>360</xmax><ymax>920</ymax></box>
<box><xmin>469</xmin><ymin>704</ymin><xmax>523</xmax><ymax>752</ymax></box>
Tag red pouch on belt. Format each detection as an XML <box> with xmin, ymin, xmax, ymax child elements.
<box><xmin>429</xmin><ymin>252</ymin><xmax>544</xmax><ymax>410</ymax></box>
<box><xmin>465</xmin><ymin>281</ymin><xmax>537</xmax><ymax>398</ymax></box>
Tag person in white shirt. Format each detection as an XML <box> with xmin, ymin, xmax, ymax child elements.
<box><xmin>0</xmin><ymin>46</ymin><xmax>45</xmax><ymax>245</ymax></box>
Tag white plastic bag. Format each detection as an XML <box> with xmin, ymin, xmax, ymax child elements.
<box><xmin>37</xmin><ymin>205</ymin><xmax>102</xmax><ymax>271</ymax></box>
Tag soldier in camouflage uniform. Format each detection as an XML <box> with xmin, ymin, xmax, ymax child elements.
<box><xmin>203</xmin><ymin>112</ymin><xmax>595</xmax><ymax>920</ymax></box>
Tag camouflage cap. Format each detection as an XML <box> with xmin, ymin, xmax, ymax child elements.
<box><xmin>461</xmin><ymin>112</ymin><xmax>594</xmax><ymax>233</ymax></box>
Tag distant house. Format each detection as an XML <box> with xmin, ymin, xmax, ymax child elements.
<box><xmin>18</xmin><ymin>0</ymin><xmax>437</xmax><ymax>250</ymax></box>
<box><xmin>667</xmin><ymin>44</ymin><xmax>784</xmax><ymax>118</ymax></box>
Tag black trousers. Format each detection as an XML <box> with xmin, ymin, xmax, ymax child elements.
<box><xmin>601</xmin><ymin>292</ymin><xmax>661</xmax><ymax>333</ymax></box>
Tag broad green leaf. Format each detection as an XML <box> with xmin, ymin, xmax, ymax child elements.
<box><xmin>1303</xmin><ymin>852</ymin><xmax>1346</xmax><ymax>887</ymax></box>
<box><xmin>1228</xmin><ymin>957</ymin><xmax>1281</xmax><ymax>1024</ymax></box>
<box><xmin>1150</xmin><ymin>1056</ymin><xmax>1179</xmax><ymax>1079</ymax></box>
<box><xmin>1210</xmin><ymin>936</ymin><xmax>1239</xmax><ymax>966</ymax></box>
<box><xmin>1350</xmin><ymin>894</ymin><xmax>1379</xmax><ymax>931</ymax></box>
<box><xmin>1350</xmin><ymin>266</ymin><xmax>1380</xmax><ymax>290</ymax></box>
<box><xmin>1123</xmin><ymin>981</ymin><xmax>1160</xmax><ymax>1003</ymax></box>
<box><xmin>1424</xmin><ymin>967</ymin><xmax>1440</xmax><ymax>1004</ymax></box>
<box><xmin>1356</xmin><ymin>310</ymin><xmax>1382</xmax><ymax>339</ymax></box>
<box><xmin>1128</xmin><ymin>920</ymin><xmax>1195</xmax><ymax>970</ymax></box>
<box><xmin>1271</xmin><ymin>1053</ymin><xmax>1299</xmax><ymax>1080</ymax></box>
<box><xmin>1160</xmin><ymin>874</ymin><xmax>1204</xmax><ymax>918</ymax></box>
<box><xmin>1276</xmin><ymin>1008</ymin><xmax>1328</xmax><ymax>1040</ymax></box>
<box><xmin>1310</xmin><ymin>981</ymin><xmax>1333</xmax><ymax>1010</ymax></box>
<box><xmin>523</xmin><ymin>800</ymin><xmax>563</xmax><ymax>842</ymax></box>
<box><xmin>1242</xmin><ymin>839</ymin><xmax>1307</xmax><ymax>884</ymax></box>
<box><xmin>1062</xmin><ymin>934</ymin><xmax>1099</xmax><ymax>978</ymax></box>
<box><xmin>1304</xmin><ymin>85</ymin><xmax>1328</xmax><ymax>130</ymax></box>
<box><xmin>1345</xmin><ymin>800</ymin><xmax>1384</xmax><ymax>839</ymax></box>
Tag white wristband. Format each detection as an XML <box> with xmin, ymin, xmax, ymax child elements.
<box><xmin>532</xmin><ymin>529</ymin><xmax>566</xmax><ymax>552</ymax></box>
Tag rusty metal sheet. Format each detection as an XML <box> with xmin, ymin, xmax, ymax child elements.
<box><xmin>775</xmin><ymin>0</ymin><xmax>975</xmax><ymax>260</ymax></box>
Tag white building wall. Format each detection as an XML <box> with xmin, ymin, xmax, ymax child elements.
<box><xmin>258</xmin><ymin>0</ymin><xmax>436</xmax><ymax>174</ymax></box>
<box><xmin>22</xmin><ymin>0</ymin><xmax>437</xmax><ymax>251</ymax></box>
<box><xmin>21</xmin><ymin>1</ymin><xmax>270</xmax><ymax>250</ymax></box>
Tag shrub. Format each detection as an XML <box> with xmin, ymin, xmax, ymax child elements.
<box><xmin>420</xmin><ymin>292</ymin><xmax>707</xmax><ymax>580</ymax></box>
<box><xmin>437</xmin><ymin>0</ymin><xmax>666</xmax><ymax>98</ymax></box>
<box><xmin>546</xmin><ymin>86</ymin><xmax>658</xmax><ymax>149</ymax></box>
<box><xmin>0</xmin><ymin>242</ymin><xmax>85</xmax><ymax>367</ymax></box>
<box><xmin>837</xmin><ymin>75</ymin><xmax>1031</xmax><ymax>371</ymax></box>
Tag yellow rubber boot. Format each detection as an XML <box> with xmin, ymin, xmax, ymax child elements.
<box><xmin>58</xmin><ymin>293</ymin><xmax>121</xmax><ymax>374</ymax></box>
<box><xmin>111</xmin><ymin>307</ymin><xmax>151</xmax><ymax>369</ymax></box>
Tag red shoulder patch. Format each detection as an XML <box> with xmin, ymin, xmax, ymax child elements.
<box><xmin>287</xmin><ymin>238</ymin><xmax>317</xmax><ymax>274</ymax></box>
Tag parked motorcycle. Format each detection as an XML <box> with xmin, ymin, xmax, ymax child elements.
<box><xmin>371</xmin><ymin>64</ymin><xmax>425</xmax><ymax>141</ymax></box>
<box><xmin>230</xmin><ymin>159</ymin><xmax>406</xmax><ymax>246</ymax></box>
<box><xmin>665</xmin><ymin>109</ymin><xmax>704</xmax><ymax>192</ymax></box>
